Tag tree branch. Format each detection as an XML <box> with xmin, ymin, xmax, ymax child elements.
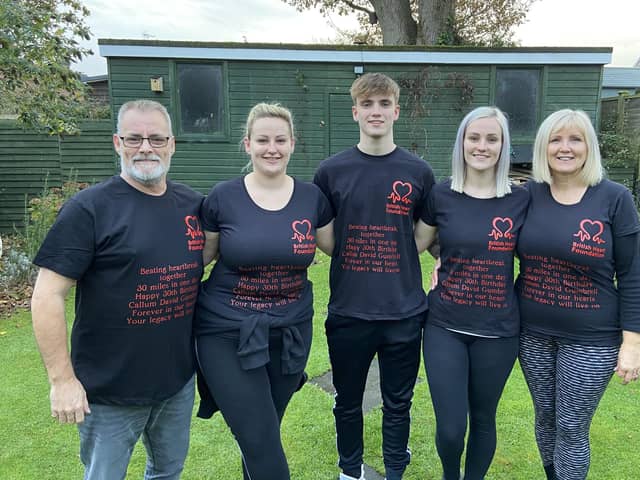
<box><xmin>339</xmin><ymin>0</ymin><xmax>378</xmax><ymax>23</ymax></box>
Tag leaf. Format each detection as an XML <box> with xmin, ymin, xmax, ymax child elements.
<box><xmin>0</xmin><ymin>0</ymin><xmax>93</xmax><ymax>135</ymax></box>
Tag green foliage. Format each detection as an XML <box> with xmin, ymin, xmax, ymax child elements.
<box><xmin>0</xmin><ymin>0</ymin><xmax>93</xmax><ymax>135</ymax></box>
<box><xmin>19</xmin><ymin>174</ymin><xmax>88</xmax><ymax>261</ymax></box>
<box><xmin>599</xmin><ymin>130</ymin><xmax>639</xmax><ymax>170</ymax></box>
<box><xmin>0</xmin><ymin>247</ymin><xmax>33</xmax><ymax>289</ymax></box>
<box><xmin>599</xmin><ymin>119</ymin><xmax>640</xmax><ymax>202</ymax></box>
<box><xmin>452</xmin><ymin>0</ymin><xmax>536</xmax><ymax>47</ymax></box>
<box><xmin>284</xmin><ymin>0</ymin><xmax>537</xmax><ymax>47</ymax></box>
<box><xmin>75</xmin><ymin>100</ymin><xmax>112</xmax><ymax>121</ymax></box>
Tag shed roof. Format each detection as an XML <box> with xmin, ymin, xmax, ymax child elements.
<box><xmin>602</xmin><ymin>67</ymin><xmax>640</xmax><ymax>88</ymax></box>
<box><xmin>80</xmin><ymin>74</ymin><xmax>108</xmax><ymax>84</ymax></box>
<box><xmin>98</xmin><ymin>39</ymin><xmax>612</xmax><ymax>65</ymax></box>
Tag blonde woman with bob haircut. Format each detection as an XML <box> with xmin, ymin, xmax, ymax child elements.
<box><xmin>195</xmin><ymin>103</ymin><xmax>334</xmax><ymax>480</ymax></box>
<box><xmin>450</xmin><ymin>106</ymin><xmax>513</xmax><ymax>198</ymax></box>
<box><xmin>516</xmin><ymin>109</ymin><xmax>640</xmax><ymax>480</ymax></box>
<box><xmin>531</xmin><ymin>109</ymin><xmax>603</xmax><ymax>187</ymax></box>
<box><xmin>415</xmin><ymin>106</ymin><xmax>529</xmax><ymax>480</ymax></box>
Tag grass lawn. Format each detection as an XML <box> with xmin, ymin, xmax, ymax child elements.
<box><xmin>1</xmin><ymin>252</ymin><xmax>638</xmax><ymax>479</ymax></box>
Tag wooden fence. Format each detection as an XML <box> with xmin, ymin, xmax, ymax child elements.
<box><xmin>0</xmin><ymin>120</ymin><xmax>116</xmax><ymax>233</ymax></box>
<box><xmin>600</xmin><ymin>93</ymin><xmax>640</xmax><ymax>201</ymax></box>
<box><xmin>600</xmin><ymin>92</ymin><xmax>640</xmax><ymax>136</ymax></box>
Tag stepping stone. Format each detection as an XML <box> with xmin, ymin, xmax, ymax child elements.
<box><xmin>310</xmin><ymin>362</ymin><xmax>382</xmax><ymax>414</ymax></box>
<box><xmin>363</xmin><ymin>463</ymin><xmax>385</xmax><ymax>480</ymax></box>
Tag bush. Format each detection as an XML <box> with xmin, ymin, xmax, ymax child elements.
<box><xmin>19</xmin><ymin>175</ymin><xmax>89</xmax><ymax>261</ymax></box>
<box><xmin>599</xmin><ymin>130</ymin><xmax>638</xmax><ymax>170</ymax></box>
<box><xmin>0</xmin><ymin>246</ymin><xmax>34</xmax><ymax>290</ymax></box>
<box><xmin>1</xmin><ymin>176</ymin><xmax>88</xmax><ymax>293</ymax></box>
<box><xmin>599</xmin><ymin>122</ymin><xmax>640</xmax><ymax>206</ymax></box>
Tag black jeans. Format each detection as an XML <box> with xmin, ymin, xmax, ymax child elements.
<box><xmin>326</xmin><ymin>313</ymin><xmax>423</xmax><ymax>479</ymax></box>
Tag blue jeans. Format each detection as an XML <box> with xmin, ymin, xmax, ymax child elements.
<box><xmin>78</xmin><ymin>376</ymin><xmax>195</xmax><ymax>480</ymax></box>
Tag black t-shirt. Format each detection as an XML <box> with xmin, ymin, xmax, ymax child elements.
<box><xmin>314</xmin><ymin>146</ymin><xmax>435</xmax><ymax>320</ymax></box>
<box><xmin>516</xmin><ymin>180</ymin><xmax>640</xmax><ymax>345</ymax></box>
<box><xmin>34</xmin><ymin>176</ymin><xmax>205</xmax><ymax>405</ymax></box>
<box><xmin>422</xmin><ymin>180</ymin><xmax>529</xmax><ymax>337</ymax></box>
<box><xmin>195</xmin><ymin>177</ymin><xmax>332</xmax><ymax>371</ymax></box>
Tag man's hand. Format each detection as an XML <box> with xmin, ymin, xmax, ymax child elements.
<box><xmin>50</xmin><ymin>377</ymin><xmax>91</xmax><ymax>424</ymax></box>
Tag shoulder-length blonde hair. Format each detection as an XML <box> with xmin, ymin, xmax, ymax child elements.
<box><xmin>451</xmin><ymin>106</ymin><xmax>512</xmax><ymax>197</ymax></box>
<box><xmin>532</xmin><ymin>109</ymin><xmax>603</xmax><ymax>186</ymax></box>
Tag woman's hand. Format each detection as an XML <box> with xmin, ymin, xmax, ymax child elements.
<box><xmin>615</xmin><ymin>330</ymin><xmax>640</xmax><ymax>384</ymax></box>
<box><xmin>430</xmin><ymin>257</ymin><xmax>441</xmax><ymax>291</ymax></box>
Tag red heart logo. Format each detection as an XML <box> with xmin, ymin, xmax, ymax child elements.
<box><xmin>392</xmin><ymin>181</ymin><xmax>413</xmax><ymax>200</ymax></box>
<box><xmin>492</xmin><ymin>217</ymin><xmax>513</xmax><ymax>236</ymax></box>
<box><xmin>292</xmin><ymin>219</ymin><xmax>311</xmax><ymax>237</ymax></box>
<box><xmin>185</xmin><ymin>215</ymin><xmax>203</xmax><ymax>239</ymax></box>
<box><xmin>185</xmin><ymin>215</ymin><xmax>200</xmax><ymax>232</ymax></box>
<box><xmin>579</xmin><ymin>219</ymin><xmax>605</xmax><ymax>244</ymax></box>
<box><xmin>291</xmin><ymin>219</ymin><xmax>313</xmax><ymax>243</ymax></box>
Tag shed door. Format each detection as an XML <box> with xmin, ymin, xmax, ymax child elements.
<box><xmin>328</xmin><ymin>93</ymin><xmax>359</xmax><ymax>155</ymax></box>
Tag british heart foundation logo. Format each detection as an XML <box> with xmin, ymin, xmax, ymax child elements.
<box><xmin>573</xmin><ymin>219</ymin><xmax>606</xmax><ymax>244</ymax></box>
<box><xmin>185</xmin><ymin>216</ymin><xmax>203</xmax><ymax>239</ymax></box>
<box><xmin>184</xmin><ymin>215</ymin><xmax>204</xmax><ymax>251</ymax></box>
<box><xmin>291</xmin><ymin>219</ymin><xmax>314</xmax><ymax>243</ymax></box>
<box><xmin>387</xmin><ymin>181</ymin><xmax>413</xmax><ymax>204</ymax></box>
<box><xmin>488</xmin><ymin>217</ymin><xmax>514</xmax><ymax>240</ymax></box>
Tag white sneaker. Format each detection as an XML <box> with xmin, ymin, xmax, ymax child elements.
<box><xmin>339</xmin><ymin>465</ymin><xmax>366</xmax><ymax>480</ymax></box>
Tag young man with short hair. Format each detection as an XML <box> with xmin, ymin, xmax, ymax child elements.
<box><xmin>314</xmin><ymin>73</ymin><xmax>435</xmax><ymax>480</ymax></box>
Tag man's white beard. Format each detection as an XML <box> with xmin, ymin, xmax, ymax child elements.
<box><xmin>120</xmin><ymin>154</ymin><xmax>169</xmax><ymax>186</ymax></box>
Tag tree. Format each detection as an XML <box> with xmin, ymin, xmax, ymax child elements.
<box><xmin>285</xmin><ymin>0</ymin><xmax>536</xmax><ymax>47</ymax></box>
<box><xmin>453</xmin><ymin>0</ymin><xmax>536</xmax><ymax>47</ymax></box>
<box><xmin>0</xmin><ymin>0</ymin><xmax>93</xmax><ymax>135</ymax></box>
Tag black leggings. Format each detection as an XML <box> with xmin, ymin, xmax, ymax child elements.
<box><xmin>196</xmin><ymin>333</ymin><xmax>308</xmax><ymax>480</ymax></box>
<box><xmin>423</xmin><ymin>323</ymin><xmax>519</xmax><ymax>480</ymax></box>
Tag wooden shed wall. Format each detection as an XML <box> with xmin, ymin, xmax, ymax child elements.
<box><xmin>107</xmin><ymin>58</ymin><xmax>603</xmax><ymax>187</ymax></box>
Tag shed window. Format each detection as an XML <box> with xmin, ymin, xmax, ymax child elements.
<box><xmin>177</xmin><ymin>63</ymin><xmax>224</xmax><ymax>135</ymax></box>
<box><xmin>495</xmin><ymin>69</ymin><xmax>540</xmax><ymax>136</ymax></box>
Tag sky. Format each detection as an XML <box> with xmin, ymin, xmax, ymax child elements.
<box><xmin>75</xmin><ymin>0</ymin><xmax>640</xmax><ymax>76</ymax></box>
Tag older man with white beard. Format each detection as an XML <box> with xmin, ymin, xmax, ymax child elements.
<box><xmin>31</xmin><ymin>99</ymin><xmax>205</xmax><ymax>480</ymax></box>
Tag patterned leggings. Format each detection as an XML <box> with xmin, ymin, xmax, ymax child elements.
<box><xmin>518</xmin><ymin>333</ymin><xmax>618</xmax><ymax>480</ymax></box>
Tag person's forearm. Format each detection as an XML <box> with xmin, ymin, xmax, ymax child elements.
<box><xmin>316</xmin><ymin>221</ymin><xmax>335</xmax><ymax>256</ymax></box>
<box><xmin>426</xmin><ymin>237</ymin><xmax>440</xmax><ymax>259</ymax></box>
<box><xmin>32</xmin><ymin>293</ymin><xmax>76</xmax><ymax>384</ymax></box>
<box><xmin>203</xmin><ymin>231</ymin><xmax>220</xmax><ymax>266</ymax></box>
<box><xmin>414</xmin><ymin>224</ymin><xmax>437</xmax><ymax>254</ymax></box>
<box><xmin>203</xmin><ymin>248</ymin><xmax>217</xmax><ymax>266</ymax></box>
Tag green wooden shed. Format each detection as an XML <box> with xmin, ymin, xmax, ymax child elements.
<box><xmin>99</xmin><ymin>40</ymin><xmax>610</xmax><ymax>189</ymax></box>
